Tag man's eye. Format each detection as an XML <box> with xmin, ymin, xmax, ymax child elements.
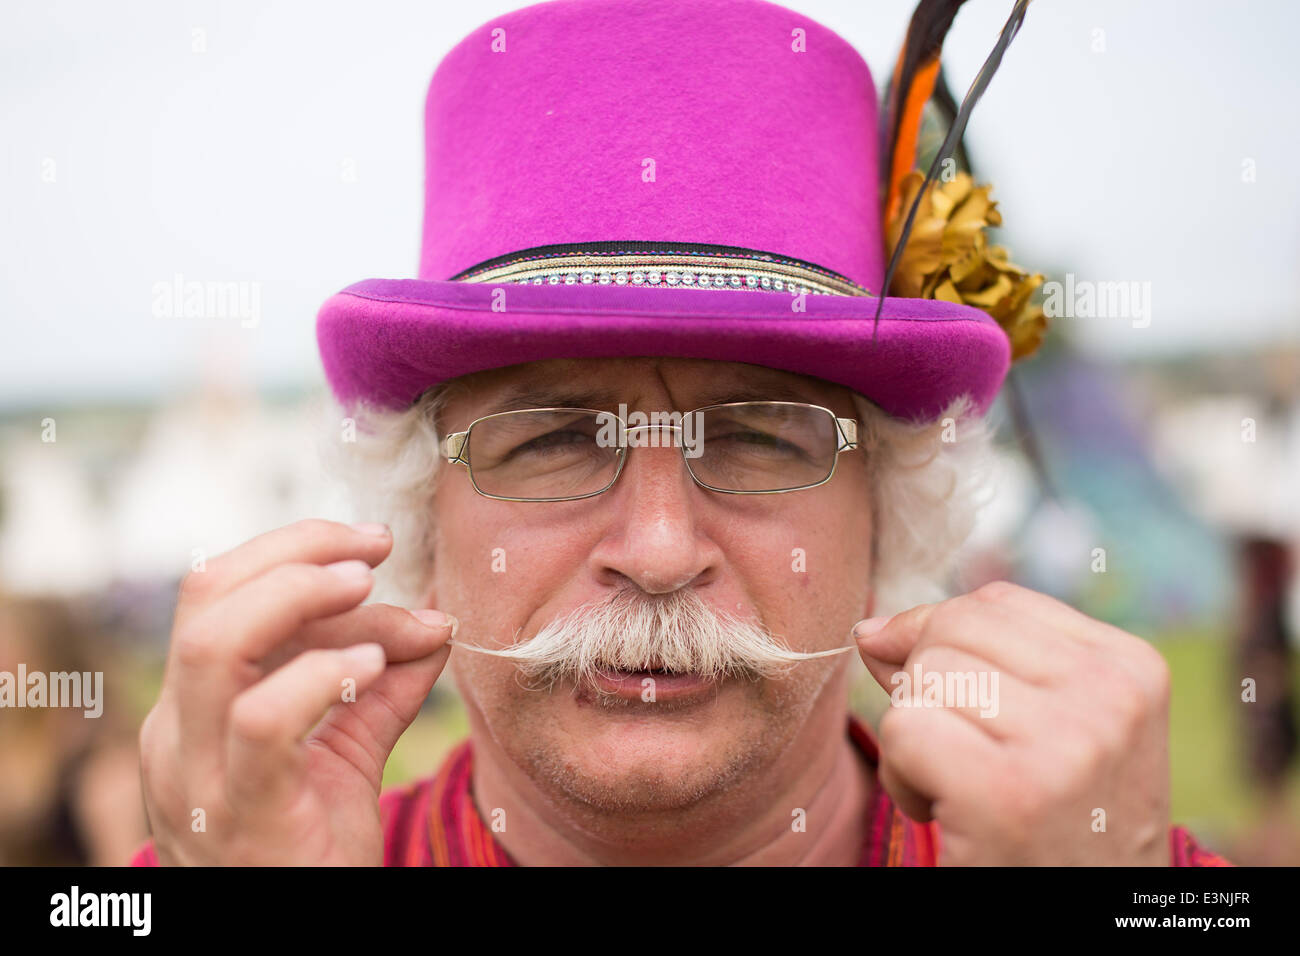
<box><xmin>715</xmin><ymin>430</ymin><xmax>797</xmax><ymax>451</ymax></box>
<box><xmin>512</xmin><ymin>430</ymin><xmax>592</xmax><ymax>455</ymax></box>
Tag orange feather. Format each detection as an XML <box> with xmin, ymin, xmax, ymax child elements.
<box><xmin>885</xmin><ymin>57</ymin><xmax>941</xmax><ymax>224</ymax></box>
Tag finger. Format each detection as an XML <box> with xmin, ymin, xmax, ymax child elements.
<box><xmin>967</xmin><ymin>582</ymin><xmax>1167</xmax><ymax>694</ymax></box>
<box><xmin>857</xmin><ymin>637</ymin><xmax>900</xmax><ymax>692</ymax></box>
<box><xmin>849</xmin><ymin>604</ymin><xmax>935</xmax><ymax>668</ymax></box>
<box><xmin>856</xmin><ymin>598</ymin><xmax>1085</xmax><ymax>688</ymax></box>
<box><xmin>855</xmin><ymin>585</ymin><xmax>1117</xmax><ymax>671</ymax></box>
<box><xmin>967</xmin><ymin>581</ymin><xmax>1128</xmax><ymax>649</ymax></box>
<box><xmin>309</xmin><ymin>641</ymin><xmax>454</xmax><ymax>790</ymax></box>
<box><xmin>869</xmin><ymin>644</ymin><xmax>1046</xmax><ymax>743</ymax></box>
<box><xmin>877</xmin><ymin>705</ymin><xmax>1001</xmax><ymax>824</ymax></box>
<box><xmin>261</xmin><ymin>604</ymin><xmax>457</xmax><ymax>674</ymax></box>
<box><xmin>175</xmin><ymin>519</ymin><xmax>393</xmax><ymax>624</ymax></box>
<box><xmin>172</xmin><ymin>560</ymin><xmax>376</xmax><ymax>757</ymax></box>
<box><xmin>216</xmin><ymin>559</ymin><xmax>380</xmax><ymax>664</ymax></box>
<box><xmin>225</xmin><ymin>643</ymin><xmax>387</xmax><ymax>809</ymax></box>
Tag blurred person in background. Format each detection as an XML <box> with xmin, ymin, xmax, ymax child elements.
<box><xmin>0</xmin><ymin>593</ymin><xmax>148</xmax><ymax>865</ymax></box>
<box><xmin>1232</xmin><ymin>536</ymin><xmax>1299</xmax><ymax>864</ymax></box>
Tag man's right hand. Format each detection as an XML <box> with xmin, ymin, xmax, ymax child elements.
<box><xmin>137</xmin><ymin>519</ymin><xmax>455</xmax><ymax>865</ymax></box>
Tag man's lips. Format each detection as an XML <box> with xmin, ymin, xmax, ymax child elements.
<box><xmin>589</xmin><ymin>667</ymin><xmax>718</xmax><ymax>702</ymax></box>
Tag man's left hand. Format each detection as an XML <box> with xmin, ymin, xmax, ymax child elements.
<box><xmin>854</xmin><ymin>581</ymin><xmax>1171</xmax><ymax>865</ymax></box>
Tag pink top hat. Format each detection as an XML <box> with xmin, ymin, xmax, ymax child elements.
<box><xmin>315</xmin><ymin>0</ymin><xmax>1013</xmax><ymax>421</ymax></box>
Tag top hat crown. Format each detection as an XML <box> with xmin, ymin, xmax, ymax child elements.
<box><xmin>316</xmin><ymin>0</ymin><xmax>1012</xmax><ymax>420</ymax></box>
<box><xmin>420</xmin><ymin>0</ymin><xmax>883</xmax><ymax>290</ymax></box>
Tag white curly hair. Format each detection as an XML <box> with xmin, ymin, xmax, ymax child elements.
<box><xmin>317</xmin><ymin>379</ymin><xmax>996</xmax><ymax>617</ymax></box>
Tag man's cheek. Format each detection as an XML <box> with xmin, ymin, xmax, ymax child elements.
<box><xmin>448</xmin><ymin>641</ymin><xmax>506</xmax><ymax>705</ymax></box>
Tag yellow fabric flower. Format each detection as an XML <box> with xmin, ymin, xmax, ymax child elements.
<box><xmin>885</xmin><ymin>170</ymin><xmax>1047</xmax><ymax>361</ymax></box>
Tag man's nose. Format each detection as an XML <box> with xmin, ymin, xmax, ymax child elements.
<box><xmin>587</xmin><ymin>432</ymin><xmax>722</xmax><ymax>594</ymax></box>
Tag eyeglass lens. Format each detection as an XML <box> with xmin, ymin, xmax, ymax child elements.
<box><xmin>464</xmin><ymin>403</ymin><xmax>838</xmax><ymax>500</ymax></box>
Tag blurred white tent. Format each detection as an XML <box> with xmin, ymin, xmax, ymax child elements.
<box><xmin>1152</xmin><ymin>395</ymin><xmax>1300</xmax><ymax>538</ymax></box>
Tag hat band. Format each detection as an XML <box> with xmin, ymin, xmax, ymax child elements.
<box><xmin>448</xmin><ymin>240</ymin><xmax>872</xmax><ymax>297</ymax></box>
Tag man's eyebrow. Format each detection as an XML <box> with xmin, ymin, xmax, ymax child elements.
<box><xmin>479</xmin><ymin>385</ymin><xmax>624</xmax><ymax>416</ymax></box>
<box><xmin>694</xmin><ymin>381</ymin><xmax>821</xmax><ymax>407</ymax></box>
<box><xmin>476</xmin><ymin>378</ymin><xmax>823</xmax><ymax>417</ymax></box>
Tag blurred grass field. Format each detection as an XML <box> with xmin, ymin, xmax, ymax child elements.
<box><xmin>1160</xmin><ymin>630</ymin><xmax>1300</xmax><ymax>851</ymax></box>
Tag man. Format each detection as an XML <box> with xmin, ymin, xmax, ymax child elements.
<box><xmin>132</xmin><ymin>0</ymin><xmax>1228</xmax><ymax>865</ymax></box>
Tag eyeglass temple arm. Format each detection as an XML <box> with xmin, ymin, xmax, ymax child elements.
<box><xmin>442</xmin><ymin>432</ymin><xmax>468</xmax><ymax>464</ymax></box>
<box><xmin>836</xmin><ymin>417</ymin><xmax>858</xmax><ymax>453</ymax></box>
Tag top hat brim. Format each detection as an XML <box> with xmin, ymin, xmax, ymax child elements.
<box><xmin>316</xmin><ymin>278</ymin><xmax>1010</xmax><ymax>422</ymax></box>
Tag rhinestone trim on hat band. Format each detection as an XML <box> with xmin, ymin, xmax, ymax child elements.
<box><xmin>449</xmin><ymin>241</ymin><xmax>874</xmax><ymax>297</ymax></box>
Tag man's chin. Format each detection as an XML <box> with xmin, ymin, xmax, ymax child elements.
<box><xmin>523</xmin><ymin>679</ymin><xmax>770</xmax><ymax>814</ymax></box>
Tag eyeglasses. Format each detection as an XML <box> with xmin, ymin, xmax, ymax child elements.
<box><xmin>440</xmin><ymin>401</ymin><xmax>859</xmax><ymax>502</ymax></box>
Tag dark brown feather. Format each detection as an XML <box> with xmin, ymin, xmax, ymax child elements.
<box><xmin>874</xmin><ymin>0</ymin><xmax>1031</xmax><ymax>341</ymax></box>
<box><xmin>882</xmin><ymin>0</ymin><xmax>969</xmax><ymax>223</ymax></box>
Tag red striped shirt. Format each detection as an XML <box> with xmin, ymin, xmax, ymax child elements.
<box><xmin>130</xmin><ymin>713</ymin><xmax>1232</xmax><ymax>866</ymax></box>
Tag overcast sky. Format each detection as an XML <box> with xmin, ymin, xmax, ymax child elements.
<box><xmin>2</xmin><ymin>0</ymin><xmax>1298</xmax><ymax>407</ymax></box>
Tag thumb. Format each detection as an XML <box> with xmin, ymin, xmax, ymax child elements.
<box><xmin>310</xmin><ymin>612</ymin><xmax>456</xmax><ymax>789</ymax></box>
<box><xmin>852</xmin><ymin>603</ymin><xmax>936</xmax><ymax>693</ymax></box>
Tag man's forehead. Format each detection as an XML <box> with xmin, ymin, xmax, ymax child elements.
<box><xmin>447</xmin><ymin>357</ymin><xmax>847</xmax><ymax>418</ymax></box>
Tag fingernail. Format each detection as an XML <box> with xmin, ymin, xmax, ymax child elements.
<box><xmin>852</xmin><ymin>617</ymin><xmax>889</xmax><ymax>642</ymax></box>
<box><xmin>343</xmin><ymin>642</ymin><xmax>385</xmax><ymax>670</ymax></box>
<box><xmin>351</xmin><ymin>522</ymin><xmax>390</xmax><ymax>536</ymax></box>
<box><xmin>411</xmin><ymin>609</ymin><xmax>458</xmax><ymax>637</ymax></box>
<box><xmin>326</xmin><ymin>559</ymin><xmax>372</xmax><ymax>583</ymax></box>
